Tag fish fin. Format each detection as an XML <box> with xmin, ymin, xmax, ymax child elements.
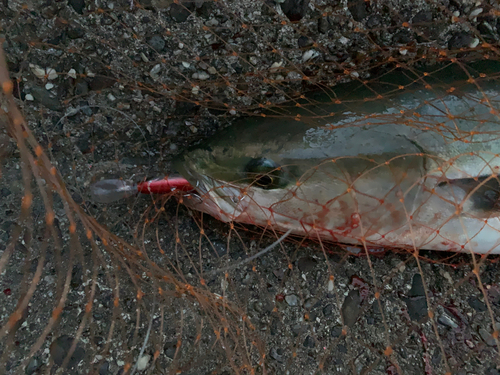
<box><xmin>437</xmin><ymin>175</ymin><xmax>500</xmax><ymax>218</ymax></box>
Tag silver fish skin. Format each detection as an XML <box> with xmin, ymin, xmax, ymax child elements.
<box><xmin>174</xmin><ymin>81</ymin><xmax>500</xmax><ymax>254</ymax></box>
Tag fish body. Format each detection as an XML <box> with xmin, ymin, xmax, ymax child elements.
<box><xmin>174</xmin><ymin>79</ymin><xmax>500</xmax><ymax>254</ymax></box>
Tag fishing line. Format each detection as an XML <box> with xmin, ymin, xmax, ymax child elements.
<box><xmin>205</xmin><ymin>228</ymin><xmax>293</xmax><ymax>276</ymax></box>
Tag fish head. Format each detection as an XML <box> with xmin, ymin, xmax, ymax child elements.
<box><xmin>173</xmin><ymin>122</ymin><xmax>306</xmax><ymax>226</ymax></box>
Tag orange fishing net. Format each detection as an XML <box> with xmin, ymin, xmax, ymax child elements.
<box><xmin>1</xmin><ymin>0</ymin><xmax>500</xmax><ymax>374</ymax></box>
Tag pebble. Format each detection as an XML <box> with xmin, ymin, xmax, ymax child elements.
<box><xmin>50</xmin><ymin>335</ymin><xmax>85</xmax><ymax>368</ymax></box>
<box><xmin>170</xmin><ymin>3</ymin><xmax>192</xmax><ymax>23</ymax></box>
<box><xmin>68</xmin><ymin>0</ymin><xmax>85</xmax><ymax>14</ymax></box>
<box><xmin>150</xmin><ymin>64</ymin><xmax>162</xmax><ymax>80</ymax></box>
<box><xmin>148</xmin><ymin>35</ymin><xmax>166</xmax><ymax>51</ymax></box>
<box><xmin>303</xmin><ymin>335</ymin><xmax>315</xmax><ymax>348</ymax></box>
<box><xmin>280</xmin><ymin>0</ymin><xmax>309</xmax><ymax>22</ymax></box>
<box><xmin>31</xmin><ymin>86</ymin><xmax>62</xmax><ymax>111</ymax></box>
<box><xmin>192</xmin><ymin>71</ymin><xmax>210</xmax><ymax>80</ymax></box>
<box><xmin>25</xmin><ymin>357</ymin><xmax>42</xmax><ymax>375</ymax></box>
<box><xmin>341</xmin><ymin>289</ymin><xmax>361</xmax><ymax>327</ymax></box>
<box><xmin>468</xmin><ymin>296</ymin><xmax>487</xmax><ymax>312</ymax></box>
<box><xmin>136</xmin><ymin>354</ymin><xmax>150</xmax><ymax>371</ymax></box>
<box><xmin>479</xmin><ymin>328</ymin><xmax>497</xmax><ymax>347</ymax></box>
<box><xmin>46</xmin><ymin>68</ymin><xmax>58</xmax><ymax>80</ymax></box>
<box><xmin>297</xmin><ymin>256</ymin><xmax>317</xmax><ymax>272</ymax></box>
<box><xmin>285</xmin><ymin>294</ymin><xmax>298</xmax><ymax>306</ymax></box>
<box><xmin>437</xmin><ymin>312</ymin><xmax>458</xmax><ymax>329</ymax></box>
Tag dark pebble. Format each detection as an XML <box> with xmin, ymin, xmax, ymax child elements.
<box><xmin>76</xmin><ymin>134</ymin><xmax>91</xmax><ymax>153</ymax></box>
<box><xmin>297</xmin><ymin>256</ymin><xmax>317</xmax><ymax>272</ymax></box>
<box><xmin>209</xmin><ymin>239</ymin><xmax>227</xmax><ymax>257</ymax></box>
<box><xmin>303</xmin><ymin>335</ymin><xmax>315</xmax><ymax>348</ymax></box>
<box><xmin>148</xmin><ymin>35</ymin><xmax>166</xmax><ymax>52</ymax></box>
<box><xmin>50</xmin><ymin>335</ymin><xmax>85</xmax><ymax>368</ymax></box>
<box><xmin>270</xmin><ymin>347</ymin><xmax>284</xmax><ymax>362</ymax></box>
<box><xmin>341</xmin><ymin>289</ymin><xmax>361</xmax><ymax>328</ymax></box>
<box><xmin>323</xmin><ymin>303</ymin><xmax>333</xmax><ymax>316</ymax></box>
<box><xmin>68</xmin><ymin>0</ymin><xmax>85</xmax><ymax>14</ymax></box>
<box><xmin>298</xmin><ymin>35</ymin><xmax>313</xmax><ymax>48</ymax></box>
<box><xmin>412</xmin><ymin>10</ymin><xmax>432</xmax><ymax>24</ymax></box>
<box><xmin>348</xmin><ymin>0</ymin><xmax>368</xmax><ymax>21</ymax></box>
<box><xmin>408</xmin><ymin>274</ymin><xmax>425</xmax><ymax>297</ymax></box>
<box><xmin>331</xmin><ymin>325</ymin><xmax>343</xmax><ymax>338</ymax></box>
<box><xmin>170</xmin><ymin>3</ymin><xmax>193</xmax><ymax>23</ymax></box>
<box><xmin>25</xmin><ymin>356</ymin><xmax>42</xmax><ymax>375</ymax></box>
<box><xmin>75</xmin><ymin>80</ymin><xmax>89</xmax><ymax>96</ymax></box>
<box><xmin>280</xmin><ymin>0</ymin><xmax>309</xmax><ymax>22</ymax></box>
<box><xmin>392</xmin><ymin>29</ymin><xmax>413</xmax><ymax>44</ymax></box>
<box><xmin>337</xmin><ymin>344</ymin><xmax>347</xmax><ymax>353</ymax></box>
<box><xmin>403</xmin><ymin>296</ymin><xmax>428</xmax><ymax>321</ymax></box>
<box><xmin>468</xmin><ymin>296</ymin><xmax>487</xmax><ymax>312</ymax></box>
<box><xmin>67</xmin><ymin>27</ymin><xmax>85</xmax><ymax>39</ymax></box>
<box><xmin>98</xmin><ymin>361</ymin><xmax>110</xmax><ymax>375</ymax></box>
<box><xmin>0</xmin><ymin>187</ymin><xmax>11</xmax><ymax>197</ymax></box>
<box><xmin>366</xmin><ymin>15</ymin><xmax>381</xmax><ymax>28</ymax></box>
<box><xmin>31</xmin><ymin>86</ymin><xmax>62</xmax><ymax>111</ymax></box>
<box><xmin>89</xmin><ymin>74</ymin><xmax>116</xmax><ymax>91</ymax></box>
<box><xmin>164</xmin><ymin>341</ymin><xmax>177</xmax><ymax>358</ymax></box>
<box><xmin>448</xmin><ymin>32</ymin><xmax>474</xmax><ymax>50</ymax></box>
<box><xmin>291</xmin><ymin>323</ymin><xmax>305</xmax><ymax>337</ymax></box>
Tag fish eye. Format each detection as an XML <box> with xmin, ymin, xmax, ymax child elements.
<box><xmin>244</xmin><ymin>158</ymin><xmax>283</xmax><ymax>189</ymax></box>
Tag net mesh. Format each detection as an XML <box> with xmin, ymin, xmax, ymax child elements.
<box><xmin>1</xmin><ymin>0</ymin><xmax>500</xmax><ymax>374</ymax></box>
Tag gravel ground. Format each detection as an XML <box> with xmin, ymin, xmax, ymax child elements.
<box><xmin>1</xmin><ymin>0</ymin><xmax>500</xmax><ymax>374</ymax></box>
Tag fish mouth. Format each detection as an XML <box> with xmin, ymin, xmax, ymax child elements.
<box><xmin>177</xmin><ymin>162</ymin><xmax>252</xmax><ymax>223</ymax></box>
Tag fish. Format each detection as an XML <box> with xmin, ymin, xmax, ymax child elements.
<box><xmin>173</xmin><ymin>76</ymin><xmax>500</xmax><ymax>254</ymax></box>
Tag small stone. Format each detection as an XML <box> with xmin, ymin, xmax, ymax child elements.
<box><xmin>437</xmin><ymin>313</ymin><xmax>458</xmax><ymax>329</ymax></box>
<box><xmin>148</xmin><ymin>35</ymin><xmax>166</xmax><ymax>51</ymax></box>
<box><xmin>322</xmin><ymin>304</ymin><xmax>334</xmax><ymax>316</ymax></box>
<box><xmin>285</xmin><ymin>294</ymin><xmax>298</xmax><ymax>306</ymax></box>
<box><xmin>25</xmin><ymin>94</ymin><xmax>34</xmax><ymax>101</ymax></box>
<box><xmin>50</xmin><ymin>335</ymin><xmax>85</xmax><ymax>368</ymax></box>
<box><xmin>67</xmin><ymin>27</ymin><xmax>85</xmax><ymax>39</ymax></box>
<box><xmin>297</xmin><ymin>36</ymin><xmax>312</xmax><ymax>48</ymax></box>
<box><xmin>46</xmin><ymin>68</ymin><xmax>58</xmax><ymax>80</ymax></box>
<box><xmin>170</xmin><ymin>2</ymin><xmax>193</xmax><ymax>23</ymax></box>
<box><xmin>150</xmin><ymin>64</ymin><xmax>162</xmax><ymax>80</ymax></box>
<box><xmin>31</xmin><ymin>86</ymin><xmax>62</xmax><ymax>111</ymax></box>
<box><xmin>68</xmin><ymin>0</ymin><xmax>85</xmax><ymax>14</ymax></box>
<box><xmin>470</xmin><ymin>8</ymin><xmax>483</xmax><ymax>17</ymax></box>
<box><xmin>302</xmin><ymin>50</ymin><xmax>319</xmax><ymax>62</ymax></box>
<box><xmin>136</xmin><ymin>355</ymin><xmax>150</xmax><ymax>371</ymax></box>
<box><xmin>341</xmin><ymin>289</ymin><xmax>361</xmax><ymax>327</ymax></box>
<box><xmin>75</xmin><ymin>80</ymin><xmax>89</xmax><ymax>96</ymax></box>
<box><xmin>412</xmin><ymin>10</ymin><xmax>432</xmax><ymax>24</ymax></box>
<box><xmin>298</xmin><ymin>256</ymin><xmax>317</xmax><ymax>272</ymax></box>
<box><xmin>303</xmin><ymin>335</ymin><xmax>315</xmax><ymax>348</ymax></box>
<box><xmin>468</xmin><ymin>296</ymin><xmax>487</xmax><ymax>312</ymax></box>
<box><xmin>45</xmin><ymin>83</ymin><xmax>54</xmax><ymax>90</ymax></box>
<box><xmin>30</xmin><ymin>64</ymin><xmax>46</xmax><ymax>80</ymax></box>
<box><xmin>408</xmin><ymin>274</ymin><xmax>425</xmax><ymax>297</ymax></box>
<box><xmin>269</xmin><ymin>347</ymin><xmax>284</xmax><ymax>362</ymax></box>
<box><xmin>25</xmin><ymin>356</ymin><xmax>42</xmax><ymax>375</ymax></box>
<box><xmin>192</xmin><ymin>71</ymin><xmax>210</xmax><ymax>80</ymax></box>
<box><xmin>348</xmin><ymin>0</ymin><xmax>368</xmax><ymax>21</ymax></box>
<box><xmin>280</xmin><ymin>0</ymin><xmax>309</xmax><ymax>22</ymax></box>
<box><xmin>303</xmin><ymin>297</ymin><xmax>319</xmax><ymax>309</ymax></box>
<box><xmin>479</xmin><ymin>328</ymin><xmax>497</xmax><ymax>346</ymax></box>
<box><xmin>331</xmin><ymin>325</ymin><xmax>343</xmax><ymax>338</ymax></box>
<box><xmin>448</xmin><ymin>32</ymin><xmax>474</xmax><ymax>50</ymax></box>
